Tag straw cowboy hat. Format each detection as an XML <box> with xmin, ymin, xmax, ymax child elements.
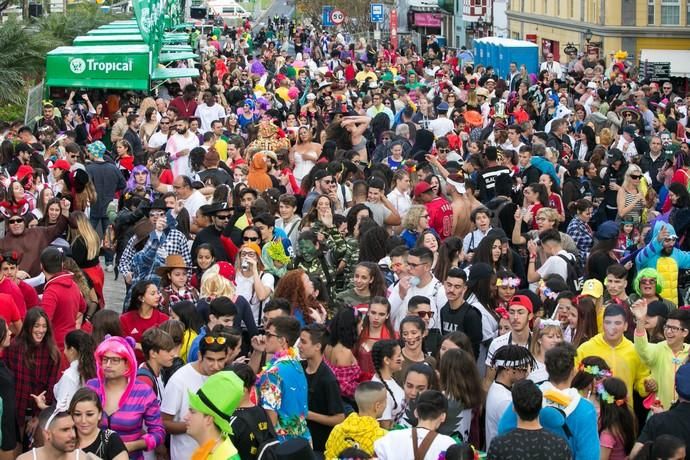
<box><xmin>155</xmin><ymin>254</ymin><xmax>192</xmax><ymax>276</ymax></box>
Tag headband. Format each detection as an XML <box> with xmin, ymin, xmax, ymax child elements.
<box><xmin>578</xmin><ymin>363</ymin><xmax>612</xmax><ymax>379</ymax></box>
<box><xmin>497</xmin><ymin>277</ymin><xmax>520</xmax><ymax>288</ymax></box>
<box><xmin>597</xmin><ymin>382</ymin><xmax>626</xmax><ymax>406</ymax></box>
<box><xmin>539</xmin><ymin>318</ymin><xmax>562</xmax><ymax>329</ymax></box>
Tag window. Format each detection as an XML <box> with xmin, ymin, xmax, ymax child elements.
<box><xmin>648</xmin><ymin>0</ymin><xmax>655</xmax><ymax>24</ymax></box>
<box><xmin>661</xmin><ymin>0</ymin><xmax>680</xmax><ymax>24</ymax></box>
<box><xmin>687</xmin><ymin>0</ymin><xmax>690</xmax><ymax>24</ymax></box>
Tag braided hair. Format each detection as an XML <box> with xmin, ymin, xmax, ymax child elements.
<box><xmin>371</xmin><ymin>339</ymin><xmax>401</xmax><ymax>412</ymax></box>
<box><xmin>491</xmin><ymin>344</ymin><xmax>536</xmax><ymax>375</ymax></box>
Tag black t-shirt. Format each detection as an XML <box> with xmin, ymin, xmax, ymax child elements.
<box><xmin>229</xmin><ymin>405</ymin><xmax>275</xmax><ymax>460</ymax></box>
<box><xmin>82</xmin><ymin>429</ymin><xmax>127</xmax><ymax>460</ymax></box>
<box><xmin>301</xmin><ymin>360</ymin><xmax>345</xmax><ymax>452</ymax></box>
<box><xmin>0</xmin><ymin>364</ymin><xmax>17</xmax><ymax>451</ymax></box>
<box><xmin>487</xmin><ymin>428</ymin><xmax>572</xmax><ymax>460</ymax></box>
<box><xmin>440</xmin><ymin>302</ymin><xmax>483</xmax><ymax>358</ymax></box>
<box><xmin>638</xmin><ymin>402</ymin><xmax>690</xmax><ymax>449</ymax></box>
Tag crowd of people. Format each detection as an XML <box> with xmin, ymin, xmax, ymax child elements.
<box><xmin>0</xmin><ymin>12</ymin><xmax>689</xmax><ymax>460</ymax></box>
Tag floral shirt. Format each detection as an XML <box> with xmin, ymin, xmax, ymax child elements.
<box><xmin>256</xmin><ymin>348</ymin><xmax>311</xmax><ymax>442</ymax></box>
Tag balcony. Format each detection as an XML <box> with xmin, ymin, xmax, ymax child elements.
<box><xmin>463</xmin><ymin>0</ymin><xmax>488</xmax><ymax>21</ymax></box>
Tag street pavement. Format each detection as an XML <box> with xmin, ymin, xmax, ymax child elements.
<box><xmin>103</xmin><ymin>267</ymin><xmax>126</xmax><ymax>312</ymax></box>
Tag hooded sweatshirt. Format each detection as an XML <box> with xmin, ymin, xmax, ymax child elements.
<box><xmin>636</xmin><ymin>221</ymin><xmax>690</xmax><ymax>305</ymax></box>
<box><xmin>40</xmin><ymin>271</ymin><xmax>86</xmax><ymax>350</ymax></box>
<box><xmin>324</xmin><ymin>412</ymin><xmax>387</xmax><ymax>459</ymax></box>
<box><xmin>498</xmin><ymin>382</ymin><xmax>599</xmax><ymax>460</ymax></box>
<box><xmin>576</xmin><ymin>333</ymin><xmax>651</xmax><ymax>407</ymax></box>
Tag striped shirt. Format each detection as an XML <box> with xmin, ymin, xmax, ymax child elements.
<box><xmin>87</xmin><ymin>378</ymin><xmax>165</xmax><ymax>460</ymax></box>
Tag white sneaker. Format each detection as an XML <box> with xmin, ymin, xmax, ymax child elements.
<box><xmin>106</xmin><ymin>264</ymin><xmax>114</xmax><ymax>272</ymax></box>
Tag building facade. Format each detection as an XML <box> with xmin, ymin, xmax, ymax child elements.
<box><xmin>506</xmin><ymin>0</ymin><xmax>690</xmax><ymax>62</ymax></box>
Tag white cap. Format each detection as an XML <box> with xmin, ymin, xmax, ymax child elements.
<box><xmin>306</xmin><ymin>93</ymin><xmax>316</xmax><ymax>100</ymax></box>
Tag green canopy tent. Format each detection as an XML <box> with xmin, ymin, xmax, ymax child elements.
<box><xmin>87</xmin><ymin>28</ymin><xmax>141</xmax><ymax>35</ymax></box>
<box><xmin>73</xmin><ymin>34</ymin><xmax>145</xmax><ymax>46</ymax></box>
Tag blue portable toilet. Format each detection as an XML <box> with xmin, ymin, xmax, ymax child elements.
<box><xmin>502</xmin><ymin>39</ymin><xmax>539</xmax><ymax>77</ymax></box>
<box><xmin>474</xmin><ymin>37</ymin><xmax>487</xmax><ymax>67</ymax></box>
<box><xmin>488</xmin><ymin>37</ymin><xmax>502</xmax><ymax>73</ymax></box>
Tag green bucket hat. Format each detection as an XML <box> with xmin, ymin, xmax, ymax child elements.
<box><xmin>188</xmin><ymin>371</ymin><xmax>244</xmax><ymax>435</ymax></box>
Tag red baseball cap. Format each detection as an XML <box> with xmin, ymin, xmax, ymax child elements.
<box><xmin>508</xmin><ymin>295</ymin><xmax>533</xmax><ymax>313</ymax></box>
<box><xmin>50</xmin><ymin>159</ymin><xmax>71</xmax><ymax>171</ymax></box>
<box><xmin>413</xmin><ymin>181</ymin><xmax>433</xmax><ymax>198</ymax></box>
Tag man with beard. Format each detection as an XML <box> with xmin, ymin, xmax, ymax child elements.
<box><xmin>17</xmin><ymin>407</ymin><xmax>85</xmax><ymax>459</ymax></box>
<box><xmin>636</xmin><ymin>222</ymin><xmax>690</xmax><ymax>306</ymax></box>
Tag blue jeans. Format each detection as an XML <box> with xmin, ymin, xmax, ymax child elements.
<box><xmin>90</xmin><ymin>215</ymin><xmax>113</xmax><ymax>264</ymax></box>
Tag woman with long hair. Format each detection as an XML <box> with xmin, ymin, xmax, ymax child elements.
<box><xmin>0</xmin><ymin>317</ymin><xmax>17</xmax><ymax>458</ymax></box>
<box><xmin>572</xmin><ymin>356</ymin><xmax>612</xmax><ymax>406</ymax></box>
<box><xmin>324</xmin><ymin>306</ymin><xmax>363</xmax><ymax>403</ymax></box>
<box><xmin>38</xmin><ymin>198</ymin><xmax>62</xmax><ymax>227</ymax></box>
<box><xmin>338</xmin><ymin>262</ymin><xmax>387</xmax><ymax>309</ymax></box>
<box><xmin>566</xmin><ymin>199</ymin><xmax>594</xmax><ymax>267</ymax></box>
<box><xmin>357</xmin><ymin>296</ymin><xmax>397</xmax><ymax>380</ymax></box>
<box><xmin>539</xmin><ymin>173</ymin><xmax>565</xmax><ymax>222</ymax></box>
<box><xmin>474</xmin><ymin>233</ymin><xmax>507</xmax><ymax>273</ymax></box>
<box><xmin>493</xmin><ymin>269</ymin><xmax>520</xmax><ymax>310</ymax></box>
<box><xmin>415</xmin><ymin>229</ymin><xmax>441</xmax><ymax>268</ymax></box>
<box><xmin>70</xmin><ymin>211</ymin><xmax>105</xmax><ymax>306</ymax></box>
<box><xmin>398</xmin><ymin>363</ymin><xmax>438</xmax><ymax>427</ymax></box>
<box><xmin>616</xmin><ymin>163</ymin><xmax>645</xmax><ymax>224</ymax></box>
<box><xmin>234</xmin><ymin>242</ymin><xmax>274</xmax><ymax>326</ymax></box>
<box><xmin>190</xmin><ymin>243</ymin><xmax>216</xmax><ymax>290</ymax></box>
<box><xmin>53</xmin><ymin>330</ymin><xmax>97</xmax><ymax>405</ymax></box>
<box><xmin>565</xmin><ymin>297</ymin><xmax>599</xmax><ymax>347</ymax></box>
<box><xmin>465</xmin><ymin>263</ymin><xmax>498</xmax><ymax>372</ymax></box>
<box><xmin>393</xmin><ymin>316</ymin><xmax>437</xmax><ymax>386</ymax></box>
<box><xmin>528</xmin><ymin>320</ymin><xmax>564</xmax><ymax>384</ymax></box>
<box><xmin>290</xmin><ymin>125</ymin><xmax>321</xmax><ymax>187</ymax></box>
<box><xmin>520</xmin><ymin>183</ymin><xmax>550</xmax><ymax>230</ymax></box>
<box><xmin>438</xmin><ymin>348</ymin><xmax>484</xmax><ymax>444</ymax></box>
<box><xmin>120</xmin><ymin>280</ymin><xmax>170</xmax><ymax>361</ymax></box>
<box><xmin>32</xmin><ymin>187</ymin><xmax>54</xmax><ymax>221</ymax></box>
<box><xmin>433</xmin><ymin>236</ymin><xmax>463</xmax><ymax>281</ymax></box>
<box><xmin>170</xmin><ymin>300</ymin><xmax>203</xmax><ymax>364</ymax></box>
<box><xmin>4</xmin><ymin>307</ymin><xmax>61</xmax><ymax>445</ymax></box>
<box><xmin>586</xmin><ymin>229</ymin><xmax>620</xmax><ymax>283</ymax></box>
<box><xmin>597</xmin><ymin>377</ymin><xmax>636</xmax><ymax>459</ymax></box>
<box><xmin>273</xmin><ymin>268</ymin><xmax>327</xmax><ymax>325</ymax></box>
<box><xmin>91</xmin><ymin>309</ymin><xmax>124</xmax><ymax>345</ymax></box>
<box><xmin>122</xmin><ymin>165</ymin><xmax>153</xmax><ymax>204</ymax></box>
<box><xmin>69</xmin><ymin>387</ymin><xmax>129</xmax><ymax>460</ymax></box>
<box><xmin>86</xmin><ymin>336</ymin><xmax>165</xmax><ymax>459</ymax></box>
<box><xmin>370</xmin><ymin>339</ymin><xmax>404</xmax><ymax>429</ymax></box>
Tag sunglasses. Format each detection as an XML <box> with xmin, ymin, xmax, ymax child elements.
<box><xmin>416</xmin><ymin>311</ymin><xmax>433</xmax><ymax>318</ymax></box>
<box><xmin>640</xmin><ymin>278</ymin><xmax>656</xmax><ymax>285</ymax></box>
<box><xmin>244</xmin><ymin>236</ymin><xmax>260</xmax><ymax>242</ymax></box>
<box><xmin>629</xmin><ymin>174</ymin><xmax>642</xmax><ymax>180</ymax></box>
<box><xmin>203</xmin><ymin>336</ymin><xmax>227</xmax><ymax>345</ymax></box>
<box><xmin>215</xmin><ymin>214</ymin><xmax>231</xmax><ymax>221</ymax></box>
<box><xmin>8</xmin><ymin>219</ymin><xmax>23</xmax><ymax>224</ymax></box>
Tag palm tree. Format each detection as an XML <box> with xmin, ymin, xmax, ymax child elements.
<box><xmin>0</xmin><ymin>18</ymin><xmax>48</xmax><ymax>104</ymax></box>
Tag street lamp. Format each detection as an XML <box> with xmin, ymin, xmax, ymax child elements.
<box><xmin>584</xmin><ymin>28</ymin><xmax>593</xmax><ymax>43</ymax></box>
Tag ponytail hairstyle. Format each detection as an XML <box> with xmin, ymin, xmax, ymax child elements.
<box><xmin>404</xmin><ymin>362</ymin><xmax>439</xmax><ymax>392</ymax></box>
<box><xmin>64</xmin><ymin>330</ymin><xmax>97</xmax><ymax>384</ymax></box>
<box><xmin>597</xmin><ymin>377</ymin><xmax>636</xmax><ymax>455</ymax></box>
<box><xmin>371</xmin><ymin>339</ymin><xmax>401</xmax><ymax>412</ymax></box>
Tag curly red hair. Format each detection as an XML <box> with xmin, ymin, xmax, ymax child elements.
<box><xmin>273</xmin><ymin>269</ymin><xmax>321</xmax><ymax>323</ymax></box>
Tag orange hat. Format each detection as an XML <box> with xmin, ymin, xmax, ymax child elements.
<box><xmin>241</xmin><ymin>242</ymin><xmax>262</xmax><ymax>257</ymax></box>
<box><xmin>464</xmin><ymin>110</ymin><xmax>483</xmax><ymax>127</ymax></box>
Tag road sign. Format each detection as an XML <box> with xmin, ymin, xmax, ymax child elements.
<box><xmin>322</xmin><ymin>6</ymin><xmax>333</xmax><ymax>26</ymax></box>
<box><xmin>370</xmin><ymin>3</ymin><xmax>384</xmax><ymax>23</ymax></box>
<box><xmin>330</xmin><ymin>8</ymin><xmax>345</xmax><ymax>24</ymax></box>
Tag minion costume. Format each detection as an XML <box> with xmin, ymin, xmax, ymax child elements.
<box><xmin>188</xmin><ymin>371</ymin><xmax>244</xmax><ymax>460</ymax></box>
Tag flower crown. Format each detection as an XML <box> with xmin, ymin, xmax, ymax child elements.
<box><xmin>579</xmin><ymin>363</ymin><xmax>612</xmax><ymax>379</ymax></box>
<box><xmin>497</xmin><ymin>277</ymin><xmax>521</xmax><ymax>288</ymax></box>
<box><xmin>596</xmin><ymin>382</ymin><xmax>626</xmax><ymax>406</ymax></box>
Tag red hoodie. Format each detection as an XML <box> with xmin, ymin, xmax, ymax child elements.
<box><xmin>41</xmin><ymin>272</ymin><xmax>86</xmax><ymax>351</ymax></box>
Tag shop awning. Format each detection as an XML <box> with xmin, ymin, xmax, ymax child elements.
<box><xmin>87</xmin><ymin>28</ymin><xmax>141</xmax><ymax>35</ymax></box>
<box><xmin>639</xmin><ymin>49</ymin><xmax>690</xmax><ymax>78</ymax></box>
<box><xmin>151</xmin><ymin>67</ymin><xmax>200</xmax><ymax>80</ymax></box>
<box><xmin>46</xmin><ymin>45</ymin><xmax>151</xmax><ymax>91</ymax></box>
<box><xmin>159</xmin><ymin>52</ymin><xmax>198</xmax><ymax>63</ymax></box>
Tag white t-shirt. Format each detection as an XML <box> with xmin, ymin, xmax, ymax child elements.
<box><xmin>485</xmin><ymin>381</ymin><xmax>513</xmax><ymax>449</ymax></box>
<box><xmin>182</xmin><ymin>190</ymin><xmax>207</xmax><ymax>224</ymax></box>
<box><xmin>428</xmin><ymin>117</ymin><xmax>455</xmax><ymax>138</ymax></box>
<box><xmin>389</xmin><ymin>277</ymin><xmax>447</xmax><ymax>330</ymax></box>
<box><xmin>166</xmin><ymin>133</ymin><xmax>200</xmax><ymax>178</ymax></box>
<box><xmin>235</xmin><ymin>271</ymin><xmax>275</xmax><ymax>325</ymax></box>
<box><xmin>374</xmin><ymin>427</ymin><xmax>456</xmax><ymax>460</ymax></box>
<box><xmin>371</xmin><ymin>375</ymin><xmax>405</xmax><ymax>424</ymax></box>
<box><xmin>537</xmin><ymin>250</ymin><xmax>574</xmax><ymax>284</ymax></box>
<box><xmin>148</xmin><ymin>131</ymin><xmax>169</xmax><ymax>151</ymax></box>
<box><xmin>194</xmin><ymin>103</ymin><xmax>227</xmax><ymax>133</ymax></box>
<box><xmin>161</xmin><ymin>363</ymin><xmax>208</xmax><ymax>460</ymax></box>
<box><xmin>485</xmin><ymin>332</ymin><xmax>531</xmax><ymax>367</ymax></box>
<box><xmin>387</xmin><ymin>188</ymin><xmax>412</xmax><ymax>218</ymax></box>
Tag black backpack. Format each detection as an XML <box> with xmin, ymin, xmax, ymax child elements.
<box><xmin>230</xmin><ymin>406</ymin><xmax>278</xmax><ymax>460</ymax></box>
<box><xmin>558</xmin><ymin>254</ymin><xmax>584</xmax><ymax>292</ymax></box>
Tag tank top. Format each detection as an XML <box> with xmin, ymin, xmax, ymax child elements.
<box><xmin>622</xmin><ymin>189</ymin><xmax>643</xmax><ymax>223</ymax></box>
<box><xmin>293</xmin><ymin>151</ymin><xmax>316</xmax><ymax>184</ymax></box>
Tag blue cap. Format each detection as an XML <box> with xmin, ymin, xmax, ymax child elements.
<box><xmin>436</xmin><ymin>101</ymin><xmax>449</xmax><ymax>112</ymax></box>
<box><xmin>676</xmin><ymin>363</ymin><xmax>690</xmax><ymax>400</ymax></box>
<box><xmin>595</xmin><ymin>221</ymin><xmax>619</xmax><ymax>241</ymax></box>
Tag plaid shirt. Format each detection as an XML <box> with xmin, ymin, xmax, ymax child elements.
<box><xmin>4</xmin><ymin>341</ymin><xmax>60</xmax><ymax>427</ymax></box>
<box><xmin>118</xmin><ymin>228</ymin><xmax>191</xmax><ymax>280</ymax></box>
<box><xmin>566</xmin><ymin>216</ymin><xmax>593</xmax><ymax>268</ymax></box>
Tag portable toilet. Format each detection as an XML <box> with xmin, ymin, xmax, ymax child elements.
<box><xmin>474</xmin><ymin>38</ymin><xmax>487</xmax><ymax>66</ymax></box>
<box><xmin>486</xmin><ymin>37</ymin><xmax>501</xmax><ymax>72</ymax></box>
<box><xmin>505</xmin><ymin>39</ymin><xmax>539</xmax><ymax>76</ymax></box>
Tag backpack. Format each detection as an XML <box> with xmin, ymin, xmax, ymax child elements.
<box><xmin>487</xmin><ymin>197</ymin><xmax>512</xmax><ymax>230</ymax></box>
<box><xmin>136</xmin><ymin>366</ymin><xmax>159</xmax><ymax>398</ymax></box>
<box><xmin>230</xmin><ymin>406</ymin><xmax>278</xmax><ymax>460</ymax></box>
<box><xmin>558</xmin><ymin>254</ymin><xmax>584</xmax><ymax>292</ymax></box>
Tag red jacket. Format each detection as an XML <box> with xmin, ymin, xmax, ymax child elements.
<box><xmin>40</xmin><ymin>272</ymin><xmax>86</xmax><ymax>350</ymax></box>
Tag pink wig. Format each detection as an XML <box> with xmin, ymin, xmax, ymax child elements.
<box><xmin>94</xmin><ymin>335</ymin><xmax>138</xmax><ymax>409</ymax></box>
